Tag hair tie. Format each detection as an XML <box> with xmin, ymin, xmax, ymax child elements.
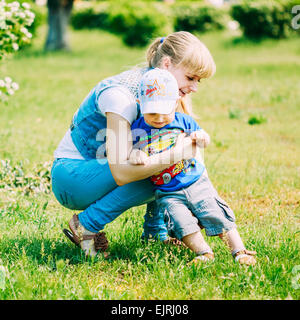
<box><xmin>160</xmin><ymin>37</ymin><xmax>165</xmax><ymax>44</ymax></box>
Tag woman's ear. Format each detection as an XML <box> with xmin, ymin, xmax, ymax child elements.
<box><xmin>160</xmin><ymin>56</ymin><xmax>172</xmax><ymax>70</ymax></box>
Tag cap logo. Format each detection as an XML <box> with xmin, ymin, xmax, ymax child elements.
<box><xmin>146</xmin><ymin>79</ymin><xmax>166</xmax><ymax>98</ymax></box>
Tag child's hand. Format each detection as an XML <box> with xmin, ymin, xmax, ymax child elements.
<box><xmin>129</xmin><ymin>149</ymin><xmax>149</xmax><ymax>165</ymax></box>
<box><xmin>190</xmin><ymin>130</ymin><xmax>210</xmax><ymax>148</ymax></box>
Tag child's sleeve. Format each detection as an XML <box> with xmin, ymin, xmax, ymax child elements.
<box><xmin>188</xmin><ymin>116</ymin><xmax>202</xmax><ymax>134</ymax></box>
<box><xmin>131</xmin><ymin>121</ymin><xmax>141</xmax><ymax>150</ymax></box>
<box><xmin>131</xmin><ymin>119</ymin><xmax>148</xmax><ymax>150</ymax></box>
<box><xmin>180</xmin><ymin>114</ymin><xmax>202</xmax><ymax>135</ymax></box>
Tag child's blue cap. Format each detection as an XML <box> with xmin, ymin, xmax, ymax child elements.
<box><xmin>139</xmin><ymin>68</ymin><xmax>179</xmax><ymax>115</ymax></box>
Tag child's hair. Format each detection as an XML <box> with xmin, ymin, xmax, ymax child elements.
<box><xmin>146</xmin><ymin>31</ymin><xmax>216</xmax><ymax>117</ymax></box>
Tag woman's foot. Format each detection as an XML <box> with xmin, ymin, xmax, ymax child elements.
<box><xmin>64</xmin><ymin>214</ymin><xmax>109</xmax><ymax>257</ymax></box>
<box><xmin>233</xmin><ymin>250</ymin><xmax>257</xmax><ymax>266</ymax></box>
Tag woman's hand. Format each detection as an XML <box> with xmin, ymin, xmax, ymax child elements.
<box><xmin>172</xmin><ymin>133</ymin><xmax>198</xmax><ymax>162</ymax></box>
<box><xmin>190</xmin><ymin>130</ymin><xmax>210</xmax><ymax>148</ymax></box>
<box><xmin>129</xmin><ymin>149</ymin><xmax>149</xmax><ymax>165</ymax></box>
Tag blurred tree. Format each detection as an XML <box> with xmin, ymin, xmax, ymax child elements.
<box><xmin>45</xmin><ymin>0</ymin><xmax>74</xmax><ymax>51</ymax></box>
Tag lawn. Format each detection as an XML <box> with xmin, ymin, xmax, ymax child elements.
<box><xmin>0</xmin><ymin>24</ymin><xmax>299</xmax><ymax>300</ymax></box>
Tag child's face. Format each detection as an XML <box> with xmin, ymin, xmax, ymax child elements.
<box><xmin>144</xmin><ymin>109</ymin><xmax>175</xmax><ymax>128</ymax></box>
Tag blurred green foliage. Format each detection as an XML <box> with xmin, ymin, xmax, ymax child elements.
<box><xmin>106</xmin><ymin>1</ymin><xmax>170</xmax><ymax>46</ymax></box>
<box><xmin>231</xmin><ymin>0</ymin><xmax>300</xmax><ymax>39</ymax></box>
<box><xmin>173</xmin><ymin>2</ymin><xmax>228</xmax><ymax>33</ymax></box>
<box><xmin>70</xmin><ymin>1</ymin><xmax>225</xmax><ymax>46</ymax></box>
<box><xmin>71</xmin><ymin>7</ymin><xmax>110</xmax><ymax>30</ymax></box>
<box><xmin>70</xmin><ymin>1</ymin><xmax>299</xmax><ymax>46</ymax></box>
<box><xmin>248</xmin><ymin>114</ymin><xmax>267</xmax><ymax>125</ymax></box>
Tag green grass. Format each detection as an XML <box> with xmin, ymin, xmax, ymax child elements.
<box><xmin>0</xmin><ymin>26</ymin><xmax>299</xmax><ymax>300</ymax></box>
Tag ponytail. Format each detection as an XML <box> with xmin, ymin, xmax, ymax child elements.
<box><xmin>146</xmin><ymin>38</ymin><xmax>163</xmax><ymax>68</ymax></box>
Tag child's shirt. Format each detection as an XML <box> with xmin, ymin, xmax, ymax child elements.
<box><xmin>131</xmin><ymin>112</ymin><xmax>205</xmax><ymax>192</ymax></box>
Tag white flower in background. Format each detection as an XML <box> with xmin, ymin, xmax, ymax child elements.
<box><xmin>10</xmin><ymin>33</ymin><xmax>17</xmax><ymax>41</ymax></box>
<box><xmin>10</xmin><ymin>2</ymin><xmax>20</xmax><ymax>9</ymax></box>
<box><xmin>11</xmin><ymin>82</ymin><xmax>19</xmax><ymax>90</ymax></box>
<box><xmin>22</xmin><ymin>2</ymin><xmax>30</xmax><ymax>9</ymax></box>
<box><xmin>1</xmin><ymin>0</ymin><xmax>35</xmax><ymax>101</ymax></box>
<box><xmin>208</xmin><ymin>0</ymin><xmax>224</xmax><ymax>8</ymax></box>
<box><xmin>5</xmin><ymin>11</ymin><xmax>11</xmax><ymax>18</ymax></box>
<box><xmin>35</xmin><ymin>0</ymin><xmax>47</xmax><ymax>6</ymax></box>
<box><xmin>25</xmin><ymin>10</ymin><xmax>35</xmax><ymax>20</ymax></box>
<box><xmin>18</xmin><ymin>12</ymin><xmax>26</xmax><ymax>19</ymax></box>
<box><xmin>0</xmin><ymin>77</ymin><xmax>19</xmax><ymax>100</ymax></box>
<box><xmin>20</xmin><ymin>26</ymin><xmax>28</xmax><ymax>33</ymax></box>
<box><xmin>12</xmin><ymin>42</ymin><xmax>18</xmax><ymax>50</ymax></box>
<box><xmin>4</xmin><ymin>77</ymin><xmax>12</xmax><ymax>84</ymax></box>
<box><xmin>227</xmin><ymin>20</ymin><xmax>240</xmax><ymax>31</ymax></box>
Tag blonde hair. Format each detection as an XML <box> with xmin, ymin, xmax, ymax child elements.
<box><xmin>146</xmin><ymin>31</ymin><xmax>216</xmax><ymax>117</ymax></box>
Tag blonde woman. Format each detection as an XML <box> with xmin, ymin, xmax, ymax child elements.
<box><xmin>51</xmin><ymin>31</ymin><xmax>216</xmax><ymax>257</ymax></box>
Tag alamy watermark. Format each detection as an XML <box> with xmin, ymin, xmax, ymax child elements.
<box><xmin>0</xmin><ymin>266</ymin><xmax>6</xmax><ymax>290</ymax></box>
<box><xmin>291</xmin><ymin>265</ymin><xmax>300</xmax><ymax>290</ymax></box>
<box><xmin>95</xmin><ymin>124</ymin><xmax>206</xmax><ymax>167</ymax></box>
<box><xmin>291</xmin><ymin>5</ymin><xmax>300</xmax><ymax>30</ymax></box>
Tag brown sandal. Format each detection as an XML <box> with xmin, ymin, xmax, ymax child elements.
<box><xmin>63</xmin><ymin>214</ymin><xmax>109</xmax><ymax>255</ymax></box>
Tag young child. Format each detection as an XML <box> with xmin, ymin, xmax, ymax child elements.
<box><xmin>130</xmin><ymin>68</ymin><xmax>257</xmax><ymax>265</ymax></box>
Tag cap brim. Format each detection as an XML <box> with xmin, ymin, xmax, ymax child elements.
<box><xmin>141</xmin><ymin>100</ymin><xmax>177</xmax><ymax>115</ymax></box>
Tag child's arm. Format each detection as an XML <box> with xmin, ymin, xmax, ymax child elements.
<box><xmin>190</xmin><ymin>129</ymin><xmax>210</xmax><ymax>148</ymax></box>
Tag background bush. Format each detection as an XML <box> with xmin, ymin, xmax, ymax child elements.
<box><xmin>231</xmin><ymin>0</ymin><xmax>300</xmax><ymax>39</ymax></box>
<box><xmin>70</xmin><ymin>7</ymin><xmax>109</xmax><ymax>30</ymax></box>
<box><xmin>107</xmin><ymin>2</ymin><xmax>170</xmax><ymax>47</ymax></box>
<box><xmin>173</xmin><ymin>3</ymin><xmax>228</xmax><ymax>33</ymax></box>
<box><xmin>71</xmin><ymin>1</ymin><xmax>170</xmax><ymax>47</ymax></box>
<box><xmin>70</xmin><ymin>0</ymin><xmax>300</xmax><ymax>46</ymax></box>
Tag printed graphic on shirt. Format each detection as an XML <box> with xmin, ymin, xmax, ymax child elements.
<box><xmin>133</xmin><ymin>127</ymin><xmax>195</xmax><ymax>185</ymax></box>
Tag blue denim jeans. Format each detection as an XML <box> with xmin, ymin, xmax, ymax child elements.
<box><xmin>51</xmin><ymin>158</ymin><xmax>165</xmax><ymax>235</ymax></box>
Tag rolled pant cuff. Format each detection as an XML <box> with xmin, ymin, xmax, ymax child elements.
<box><xmin>205</xmin><ymin>225</ymin><xmax>237</xmax><ymax>237</ymax></box>
<box><xmin>175</xmin><ymin>224</ymin><xmax>201</xmax><ymax>240</ymax></box>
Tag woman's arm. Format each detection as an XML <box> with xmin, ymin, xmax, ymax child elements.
<box><xmin>106</xmin><ymin>112</ymin><xmax>196</xmax><ymax>186</ymax></box>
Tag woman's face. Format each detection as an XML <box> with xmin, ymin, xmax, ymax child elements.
<box><xmin>161</xmin><ymin>58</ymin><xmax>201</xmax><ymax>98</ymax></box>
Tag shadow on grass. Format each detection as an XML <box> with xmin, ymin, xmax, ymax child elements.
<box><xmin>222</xmin><ymin>36</ymin><xmax>265</xmax><ymax>49</ymax></box>
<box><xmin>0</xmin><ymin>236</ymin><xmax>84</xmax><ymax>266</ymax></box>
<box><xmin>13</xmin><ymin>46</ymin><xmax>74</xmax><ymax>60</ymax></box>
<box><xmin>222</xmin><ymin>34</ymin><xmax>300</xmax><ymax>50</ymax></box>
<box><xmin>0</xmin><ymin>233</ymin><xmax>191</xmax><ymax>269</ymax></box>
